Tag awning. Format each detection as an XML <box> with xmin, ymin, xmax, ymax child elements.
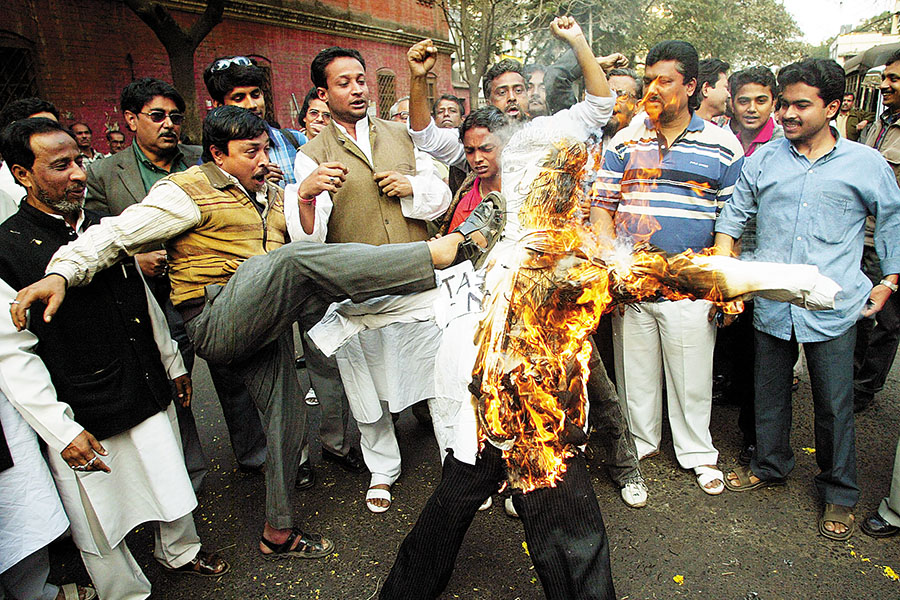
<box><xmin>844</xmin><ymin>42</ymin><xmax>900</xmax><ymax>75</ymax></box>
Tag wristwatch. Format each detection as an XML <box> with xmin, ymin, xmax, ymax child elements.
<box><xmin>879</xmin><ymin>279</ymin><xmax>898</xmax><ymax>293</ymax></box>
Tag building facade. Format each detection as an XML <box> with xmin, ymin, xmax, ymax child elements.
<box><xmin>1</xmin><ymin>0</ymin><xmax>454</xmax><ymax>151</ymax></box>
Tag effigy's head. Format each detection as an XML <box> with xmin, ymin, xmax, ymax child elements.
<box><xmin>519</xmin><ymin>140</ymin><xmax>588</xmax><ymax>232</ymax></box>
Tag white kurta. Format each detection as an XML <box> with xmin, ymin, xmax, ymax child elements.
<box><xmin>0</xmin><ymin>258</ymin><xmax>195</xmax><ymax>556</ymax></box>
<box><xmin>0</xmin><ymin>387</ymin><xmax>69</xmax><ymax>574</ymax></box>
<box><xmin>286</xmin><ymin>116</ymin><xmax>452</xmax><ymax>423</ymax></box>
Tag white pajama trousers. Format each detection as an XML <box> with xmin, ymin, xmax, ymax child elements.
<box><xmin>80</xmin><ymin>511</ymin><xmax>200</xmax><ymax>600</ymax></box>
<box><xmin>612</xmin><ymin>299</ymin><xmax>718</xmax><ymax>469</ymax></box>
<box><xmin>357</xmin><ymin>403</ymin><xmax>403</xmax><ymax>488</ymax></box>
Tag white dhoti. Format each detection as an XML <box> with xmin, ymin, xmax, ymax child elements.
<box><xmin>49</xmin><ymin>403</ymin><xmax>201</xmax><ymax>600</ymax></box>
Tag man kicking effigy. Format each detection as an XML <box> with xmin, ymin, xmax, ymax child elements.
<box><xmin>7</xmin><ymin>105</ymin><xmax>473</xmax><ymax>561</ymax></box>
<box><xmin>306</xmin><ymin>18</ymin><xmax>841</xmax><ymax>600</ymax></box>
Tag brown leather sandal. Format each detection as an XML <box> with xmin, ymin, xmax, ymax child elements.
<box><xmin>161</xmin><ymin>549</ymin><xmax>230</xmax><ymax>577</ymax></box>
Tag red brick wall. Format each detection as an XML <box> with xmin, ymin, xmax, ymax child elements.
<box><xmin>3</xmin><ymin>0</ymin><xmax>452</xmax><ymax>153</ymax></box>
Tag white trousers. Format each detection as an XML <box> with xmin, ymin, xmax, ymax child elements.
<box><xmin>80</xmin><ymin>510</ymin><xmax>200</xmax><ymax>600</ymax></box>
<box><xmin>0</xmin><ymin>547</ymin><xmax>57</xmax><ymax>600</ymax></box>
<box><xmin>358</xmin><ymin>402</ymin><xmax>402</xmax><ymax>488</ymax></box>
<box><xmin>612</xmin><ymin>299</ymin><xmax>718</xmax><ymax>469</ymax></box>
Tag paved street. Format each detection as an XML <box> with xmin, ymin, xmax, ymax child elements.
<box><xmin>48</xmin><ymin>354</ymin><xmax>900</xmax><ymax>599</ymax></box>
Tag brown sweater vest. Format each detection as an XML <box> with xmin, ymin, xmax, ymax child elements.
<box><xmin>301</xmin><ymin>118</ymin><xmax>429</xmax><ymax>245</ymax></box>
<box><xmin>165</xmin><ymin>163</ymin><xmax>287</xmax><ymax>306</ymax></box>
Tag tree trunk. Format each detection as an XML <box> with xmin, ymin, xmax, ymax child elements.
<box><xmin>168</xmin><ymin>44</ymin><xmax>201</xmax><ymax>143</ymax></box>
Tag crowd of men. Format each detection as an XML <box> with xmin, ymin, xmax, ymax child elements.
<box><xmin>3</xmin><ymin>13</ymin><xmax>900</xmax><ymax>600</ymax></box>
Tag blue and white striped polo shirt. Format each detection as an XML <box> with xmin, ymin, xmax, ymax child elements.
<box><xmin>593</xmin><ymin>112</ymin><xmax>744</xmax><ymax>254</ymax></box>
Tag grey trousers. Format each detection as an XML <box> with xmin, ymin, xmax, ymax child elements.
<box><xmin>300</xmin><ymin>330</ymin><xmax>351</xmax><ymax>460</ymax></box>
<box><xmin>587</xmin><ymin>342</ymin><xmax>642</xmax><ymax>486</ymax></box>
<box><xmin>184</xmin><ymin>240</ymin><xmax>436</xmax><ymax>528</ymax></box>
<box><xmin>878</xmin><ymin>434</ymin><xmax>900</xmax><ymax>527</ymax></box>
<box><xmin>0</xmin><ymin>547</ymin><xmax>57</xmax><ymax>600</ymax></box>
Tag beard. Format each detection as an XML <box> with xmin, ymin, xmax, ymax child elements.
<box><xmin>38</xmin><ymin>186</ymin><xmax>83</xmax><ymax>222</ymax></box>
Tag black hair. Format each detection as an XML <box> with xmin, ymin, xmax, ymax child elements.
<box><xmin>432</xmin><ymin>93</ymin><xmax>466</xmax><ymax>118</ymax></box>
<box><xmin>459</xmin><ymin>106</ymin><xmax>509</xmax><ymax>143</ymax></box>
<box><xmin>645</xmin><ymin>40</ymin><xmax>699</xmax><ymax>86</ymax></box>
<box><xmin>0</xmin><ymin>98</ymin><xmax>60</xmax><ymax>129</ymax></box>
<box><xmin>203</xmin><ymin>57</ymin><xmax>267</xmax><ymax>104</ymax></box>
<box><xmin>608</xmin><ymin>68</ymin><xmax>644</xmax><ymax>99</ymax></box>
<box><xmin>71</xmin><ymin>121</ymin><xmax>92</xmax><ymax>133</ymax></box>
<box><xmin>106</xmin><ymin>130</ymin><xmax>125</xmax><ymax>141</ymax></box>
<box><xmin>310</xmin><ymin>47</ymin><xmax>366</xmax><ymax>89</ymax></box>
<box><xmin>886</xmin><ymin>49</ymin><xmax>900</xmax><ymax>68</ymax></box>
<box><xmin>201</xmin><ymin>105</ymin><xmax>269</xmax><ymax>162</ymax></box>
<box><xmin>692</xmin><ymin>58</ymin><xmax>730</xmax><ymax>108</ymax></box>
<box><xmin>299</xmin><ymin>88</ymin><xmax>320</xmax><ymax>121</ymax></box>
<box><xmin>0</xmin><ymin>117</ymin><xmax>74</xmax><ymax>174</ymax></box>
<box><xmin>729</xmin><ymin>66</ymin><xmax>777</xmax><ymax>99</ymax></box>
<box><xmin>120</xmin><ymin>77</ymin><xmax>186</xmax><ymax>115</ymax></box>
<box><xmin>777</xmin><ymin>58</ymin><xmax>845</xmax><ymax>106</ymax></box>
<box><xmin>483</xmin><ymin>58</ymin><xmax>525</xmax><ymax>99</ymax></box>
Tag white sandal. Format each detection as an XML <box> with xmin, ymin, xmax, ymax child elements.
<box><xmin>366</xmin><ymin>486</ymin><xmax>392</xmax><ymax>513</ymax></box>
<box><xmin>59</xmin><ymin>583</ymin><xmax>97</xmax><ymax>600</ymax></box>
<box><xmin>695</xmin><ymin>465</ymin><xmax>725</xmax><ymax>496</ymax></box>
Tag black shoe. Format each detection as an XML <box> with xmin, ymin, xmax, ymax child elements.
<box><xmin>322</xmin><ymin>447</ymin><xmax>367</xmax><ymax>474</ymax></box>
<box><xmin>738</xmin><ymin>444</ymin><xmax>755</xmax><ymax>466</ymax></box>
<box><xmin>854</xmin><ymin>393</ymin><xmax>875</xmax><ymax>413</ymax></box>
<box><xmin>861</xmin><ymin>513</ymin><xmax>900</xmax><ymax>538</ymax></box>
<box><xmin>296</xmin><ymin>462</ymin><xmax>315</xmax><ymax>490</ymax></box>
<box><xmin>411</xmin><ymin>400</ymin><xmax>432</xmax><ymax>427</ymax></box>
<box><xmin>450</xmin><ymin>191</ymin><xmax>506</xmax><ymax>268</ymax></box>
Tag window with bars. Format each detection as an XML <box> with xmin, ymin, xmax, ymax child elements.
<box><xmin>426</xmin><ymin>73</ymin><xmax>437</xmax><ymax>108</ymax></box>
<box><xmin>377</xmin><ymin>69</ymin><xmax>396</xmax><ymax>120</ymax></box>
<box><xmin>0</xmin><ymin>45</ymin><xmax>39</xmax><ymax>115</ymax></box>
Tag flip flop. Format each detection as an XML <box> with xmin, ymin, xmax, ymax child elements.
<box><xmin>819</xmin><ymin>503</ymin><xmax>855</xmax><ymax>541</ymax></box>
<box><xmin>366</xmin><ymin>486</ymin><xmax>392</xmax><ymax>513</ymax></box>
<box><xmin>695</xmin><ymin>465</ymin><xmax>725</xmax><ymax>495</ymax></box>
<box><xmin>724</xmin><ymin>465</ymin><xmax>786</xmax><ymax>492</ymax></box>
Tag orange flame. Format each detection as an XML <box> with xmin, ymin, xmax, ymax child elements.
<box><xmin>471</xmin><ymin>139</ymin><xmax>739</xmax><ymax>492</ymax></box>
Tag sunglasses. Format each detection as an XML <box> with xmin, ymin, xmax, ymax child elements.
<box><xmin>139</xmin><ymin>110</ymin><xmax>185</xmax><ymax>125</ymax></box>
<box><xmin>211</xmin><ymin>56</ymin><xmax>253</xmax><ymax>72</ymax></box>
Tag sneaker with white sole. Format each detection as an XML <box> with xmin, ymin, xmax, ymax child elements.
<box><xmin>620</xmin><ymin>480</ymin><xmax>648</xmax><ymax>508</ymax></box>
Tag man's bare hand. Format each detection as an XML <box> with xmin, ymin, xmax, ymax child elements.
<box><xmin>857</xmin><ymin>119</ymin><xmax>869</xmax><ymax>132</ymax></box>
<box><xmin>62</xmin><ymin>430</ymin><xmax>110</xmax><ymax>473</ymax></box>
<box><xmin>408</xmin><ymin>39</ymin><xmax>438</xmax><ymax>77</ymax></box>
<box><xmin>135</xmin><ymin>250</ymin><xmax>167</xmax><ymax>278</ymax></box>
<box><xmin>174</xmin><ymin>374</ymin><xmax>193</xmax><ymax>408</ymax></box>
<box><xmin>265</xmin><ymin>163</ymin><xmax>285</xmax><ymax>184</ymax></box>
<box><xmin>298</xmin><ymin>162</ymin><xmax>348</xmax><ymax>200</ymax></box>
<box><xmin>862</xmin><ymin>285</ymin><xmax>892</xmax><ymax>317</ymax></box>
<box><xmin>598</xmin><ymin>53</ymin><xmax>629</xmax><ymax>73</ymax></box>
<box><xmin>550</xmin><ymin>16</ymin><xmax>585</xmax><ymax>45</ymax></box>
<box><xmin>374</xmin><ymin>171</ymin><xmax>413</xmax><ymax>198</ymax></box>
<box><xmin>10</xmin><ymin>274</ymin><xmax>67</xmax><ymax>331</ymax></box>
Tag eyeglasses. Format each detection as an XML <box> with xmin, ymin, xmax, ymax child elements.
<box><xmin>613</xmin><ymin>89</ymin><xmax>636</xmax><ymax>99</ymax></box>
<box><xmin>306</xmin><ymin>108</ymin><xmax>331</xmax><ymax>121</ymax></box>
<box><xmin>210</xmin><ymin>56</ymin><xmax>253</xmax><ymax>72</ymax></box>
<box><xmin>139</xmin><ymin>110</ymin><xmax>185</xmax><ymax>125</ymax></box>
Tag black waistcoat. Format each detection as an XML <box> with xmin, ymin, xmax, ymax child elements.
<box><xmin>0</xmin><ymin>203</ymin><xmax>172</xmax><ymax>440</ymax></box>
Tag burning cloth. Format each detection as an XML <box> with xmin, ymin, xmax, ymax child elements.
<box><xmin>310</xmin><ymin>124</ymin><xmax>840</xmax><ymax>492</ymax></box>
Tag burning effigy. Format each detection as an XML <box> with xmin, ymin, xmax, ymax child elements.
<box><xmin>468</xmin><ymin>139</ymin><xmax>839</xmax><ymax>491</ymax></box>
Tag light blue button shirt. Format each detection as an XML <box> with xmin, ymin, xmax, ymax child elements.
<box><xmin>715</xmin><ymin>134</ymin><xmax>900</xmax><ymax>343</ymax></box>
